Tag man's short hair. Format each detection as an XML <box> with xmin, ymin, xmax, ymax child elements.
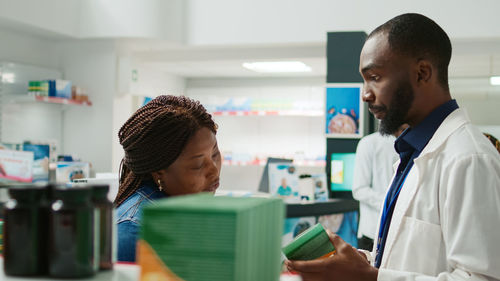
<box><xmin>368</xmin><ymin>13</ymin><xmax>452</xmax><ymax>90</ymax></box>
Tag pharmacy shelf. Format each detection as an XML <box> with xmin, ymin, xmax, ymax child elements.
<box><xmin>34</xmin><ymin>95</ymin><xmax>92</xmax><ymax>106</ymax></box>
<box><xmin>222</xmin><ymin>159</ymin><xmax>326</xmax><ymax>167</ymax></box>
<box><xmin>1</xmin><ymin>94</ymin><xmax>92</xmax><ymax>106</ymax></box>
<box><xmin>212</xmin><ymin>110</ymin><xmax>323</xmax><ymax>117</ymax></box>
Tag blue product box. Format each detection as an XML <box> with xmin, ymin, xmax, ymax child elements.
<box><xmin>55</xmin><ymin>80</ymin><xmax>72</xmax><ymax>99</ymax></box>
<box><xmin>47</xmin><ymin>80</ymin><xmax>56</xmax><ymax>97</ymax></box>
<box><xmin>22</xmin><ymin>143</ymin><xmax>50</xmax><ymax>183</ymax></box>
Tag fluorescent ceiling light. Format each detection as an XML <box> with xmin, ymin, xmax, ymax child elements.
<box><xmin>242</xmin><ymin>61</ymin><xmax>312</xmax><ymax>73</ymax></box>
<box><xmin>490</xmin><ymin>76</ymin><xmax>500</xmax><ymax>85</ymax></box>
<box><xmin>1</xmin><ymin>72</ymin><xmax>15</xmax><ymax>83</ymax></box>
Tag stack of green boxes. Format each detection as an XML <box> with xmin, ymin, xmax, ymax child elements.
<box><xmin>139</xmin><ymin>193</ymin><xmax>284</xmax><ymax>281</ymax></box>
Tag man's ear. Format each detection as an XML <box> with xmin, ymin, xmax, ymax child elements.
<box><xmin>416</xmin><ymin>59</ymin><xmax>433</xmax><ymax>84</ymax></box>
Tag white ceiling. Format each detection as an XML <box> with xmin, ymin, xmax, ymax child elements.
<box><xmin>142</xmin><ymin>57</ymin><xmax>326</xmax><ymax>78</ymax></box>
<box><xmin>129</xmin><ymin>38</ymin><xmax>500</xmax><ymax>96</ymax></box>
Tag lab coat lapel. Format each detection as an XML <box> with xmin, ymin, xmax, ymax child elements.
<box><xmin>378</xmin><ymin>108</ymin><xmax>469</xmax><ymax>268</ymax></box>
<box><xmin>379</xmin><ymin>163</ymin><xmax>421</xmax><ymax>268</ymax></box>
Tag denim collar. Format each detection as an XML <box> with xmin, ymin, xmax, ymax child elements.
<box><xmin>136</xmin><ymin>179</ymin><xmax>168</xmax><ymax>201</ymax></box>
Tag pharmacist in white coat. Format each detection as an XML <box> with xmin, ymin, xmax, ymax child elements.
<box><xmin>352</xmin><ymin>126</ymin><xmax>407</xmax><ymax>251</ymax></box>
<box><xmin>286</xmin><ymin>13</ymin><xmax>500</xmax><ymax>281</ymax></box>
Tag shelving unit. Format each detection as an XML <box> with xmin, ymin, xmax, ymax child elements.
<box><xmin>34</xmin><ymin>95</ymin><xmax>92</xmax><ymax>106</ymax></box>
<box><xmin>212</xmin><ymin>110</ymin><xmax>322</xmax><ymax>117</ymax></box>
<box><xmin>222</xmin><ymin>159</ymin><xmax>325</xmax><ymax>167</ymax></box>
<box><xmin>0</xmin><ymin>62</ymin><xmax>92</xmax><ymax>153</ymax></box>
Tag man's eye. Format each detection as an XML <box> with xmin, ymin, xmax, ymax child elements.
<box><xmin>370</xmin><ymin>75</ymin><xmax>379</xmax><ymax>81</ymax></box>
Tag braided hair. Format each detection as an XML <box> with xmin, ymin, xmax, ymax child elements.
<box><xmin>484</xmin><ymin>133</ymin><xmax>500</xmax><ymax>154</ymax></box>
<box><xmin>115</xmin><ymin>95</ymin><xmax>217</xmax><ymax>206</ymax></box>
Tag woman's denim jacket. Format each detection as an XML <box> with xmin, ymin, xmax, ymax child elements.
<box><xmin>116</xmin><ymin>180</ymin><xmax>167</xmax><ymax>262</ymax></box>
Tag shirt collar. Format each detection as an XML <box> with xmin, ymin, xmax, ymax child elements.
<box><xmin>395</xmin><ymin>99</ymin><xmax>458</xmax><ymax>154</ymax></box>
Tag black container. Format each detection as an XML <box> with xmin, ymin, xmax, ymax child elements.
<box><xmin>3</xmin><ymin>185</ymin><xmax>48</xmax><ymax>276</ymax></box>
<box><xmin>91</xmin><ymin>184</ymin><xmax>114</xmax><ymax>270</ymax></box>
<box><xmin>48</xmin><ymin>186</ymin><xmax>96</xmax><ymax>278</ymax></box>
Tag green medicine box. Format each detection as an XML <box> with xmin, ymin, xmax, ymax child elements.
<box><xmin>282</xmin><ymin>223</ymin><xmax>335</xmax><ymax>261</ymax></box>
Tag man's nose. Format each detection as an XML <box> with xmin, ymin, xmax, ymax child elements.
<box><xmin>362</xmin><ymin>88</ymin><xmax>374</xmax><ymax>102</ymax></box>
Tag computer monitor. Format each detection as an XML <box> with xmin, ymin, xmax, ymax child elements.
<box><xmin>330</xmin><ymin>152</ymin><xmax>356</xmax><ymax>191</ymax></box>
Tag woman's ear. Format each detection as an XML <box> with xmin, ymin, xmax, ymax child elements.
<box><xmin>151</xmin><ymin>170</ymin><xmax>165</xmax><ymax>182</ymax></box>
<box><xmin>151</xmin><ymin>169</ymin><xmax>168</xmax><ymax>191</ymax></box>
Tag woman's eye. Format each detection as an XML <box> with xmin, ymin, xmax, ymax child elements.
<box><xmin>192</xmin><ymin>163</ymin><xmax>203</xmax><ymax>170</ymax></box>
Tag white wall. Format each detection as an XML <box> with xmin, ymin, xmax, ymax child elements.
<box><xmin>0</xmin><ymin>27</ymin><xmax>60</xmax><ymax>69</ymax></box>
<box><xmin>456</xmin><ymin>95</ymin><xmax>500</xmax><ymax>126</ymax></box>
<box><xmin>0</xmin><ymin>0</ymin><xmax>186</xmax><ymax>42</ymax></box>
<box><xmin>79</xmin><ymin>0</ymin><xmax>186</xmax><ymax>42</ymax></box>
<box><xmin>0</xmin><ymin>28</ymin><xmax>64</xmax><ymax>154</ymax></box>
<box><xmin>129</xmin><ymin>65</ymin><xmax>186</xmax><ymax>97</ymax></box>
<box><xmin>2</xmin><ymin>0</ymin><xmax>500</xmax><ymax>45</ymax></box>
<box><xmin>58</xmin><ymin>40</ymin><xmax>117</xmax><ymax>173</ymax></box>
<box><xmin>111</xmin><ymin>62</ymin><xmax>187</xmax><ymax>173</ymax></box>
<box><xmin>187</xmin><ymin>0</ymin><xmax>500</xmax><ymax>45</ymax></box>
<box><xmin>0</xmin><ymin>0</ymin><xmax>79</xmax><ymax>38</ymax></box>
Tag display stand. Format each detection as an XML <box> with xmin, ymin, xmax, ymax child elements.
<box><xmin>286</xmin><ymin>199</ymin><xmax>359</xmax><ymax>218</ymax></box>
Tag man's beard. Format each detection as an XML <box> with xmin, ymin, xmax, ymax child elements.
<box><xmin>374</xmin><ymin>81</ymin><xmax>414</xmax><ymax>136</ymax></box>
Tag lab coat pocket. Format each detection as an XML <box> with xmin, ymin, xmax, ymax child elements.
<box><xmin>388</xmin><ymin>215</ymin><xmax>443</xmax><ymax>276</ymax></box>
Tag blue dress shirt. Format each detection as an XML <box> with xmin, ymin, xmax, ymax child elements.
<box><xmin>374</xmin><ymin>99</ymin><xmax>459</xmax><ymax>268</ymax></box>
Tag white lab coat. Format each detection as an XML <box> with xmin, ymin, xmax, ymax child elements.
<box><xmin>369</xmin><ymin>108</ymin><xmax>500</xmax><ymax>281</ymax></box>
<box><xmin>352</xmin><ymin>132</ymin><xmax>398</xmax><ymax>239</ymax></box>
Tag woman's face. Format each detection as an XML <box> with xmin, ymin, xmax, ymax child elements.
<box><xmin>153</xmin><ymin>127</ymin><xmax>222</xmax><ymax>196</ymax></box>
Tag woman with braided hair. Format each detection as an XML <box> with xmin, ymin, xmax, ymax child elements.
<box><xmin>115</xmin><ymin>95</ymin><xmax>221</xmax><ymax>262</ymax></box>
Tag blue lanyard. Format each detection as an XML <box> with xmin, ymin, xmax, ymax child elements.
<box><xmin>375</xmin><ymin>171</ymin><xmax>410</xmax><ymax>264</ymax></box>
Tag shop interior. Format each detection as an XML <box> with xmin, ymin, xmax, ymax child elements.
<box><xmin>0</xmin><ymin>1</ymin><xmax>499</xmax><ymax>280</ymax></box>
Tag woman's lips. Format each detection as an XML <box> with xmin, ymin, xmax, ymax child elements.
<box><xmin>206</xmin><ymin>180</ymin><xmax>220</xmax><ymax>192</ymax></box>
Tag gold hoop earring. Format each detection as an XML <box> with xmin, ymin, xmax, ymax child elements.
<box><xmin>157</xmin><ymin>179</ymin><xmax>163</xmax><ymax>191</ymax></box>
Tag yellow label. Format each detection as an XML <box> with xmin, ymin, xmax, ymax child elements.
<box><xmin>137</xmin><ymin>240</ymin><xmax>185</xmax><ymax>281</ymax></box>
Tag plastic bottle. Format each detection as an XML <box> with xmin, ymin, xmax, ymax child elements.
<box><xmin>91</xmin><ymin>184</ymin><xmax>114</xmax><ymax>270</ymax></box>
<box><xmin>48</xmin><ymin>185</ymin><xmax>95</xmax><ymax>278</ymax></box>
<box><xmin>3</xmin><ymin>185</ymin><xmax>47</xmax><ymax>276</ymax></box>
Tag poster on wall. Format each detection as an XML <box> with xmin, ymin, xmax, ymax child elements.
<box><xmin>325</xmin><ymin>83</ymin><xmax>364</xmax><ymax>138</ymax></box>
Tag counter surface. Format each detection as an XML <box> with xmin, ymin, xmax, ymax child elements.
<box><xmin>0</xmin><ymin>258</ymin><xmax>139</xmax><ymax>281</ymax></box>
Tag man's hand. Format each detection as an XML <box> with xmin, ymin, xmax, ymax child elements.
<box><xmin>285</xmin><ymin>231</ymin><xmax>378</xmax><ymax>281</ymax></box>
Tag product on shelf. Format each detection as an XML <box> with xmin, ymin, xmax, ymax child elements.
<box><xmin>0</xmin><ymin>149</ymin><xmax>34</xmax><ymax>183</ymax></box>
<box><xmin>28</xmin><ymin>80</ymin><xmax>91</xmax><ymax>105</ymax></box>
<box><xmin>55</xmin><ymin>161</ymin><xmax>90</xmax><ymax>183</ymax></box>
<box><xmin>282</xmin><ymin>223</ymin><xmax>335</xmax><ymax>261</ymax></box>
